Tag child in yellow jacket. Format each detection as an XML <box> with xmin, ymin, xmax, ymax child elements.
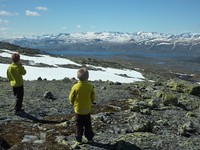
<box><xmin>69</xmin><ymin>68</ymin><xmax>95</xmax><ymax>144</ymax></box>
<box><xmin>7</xmin><ymin>53</ymin><xmax>26</xmax><ymax>114</ymax></box>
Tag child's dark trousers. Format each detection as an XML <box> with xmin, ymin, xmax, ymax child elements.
<box><xmin>75</xmin><ymin>113</ymin><xmax>94</xmax><ymax>142</ymax></box>
<box><xmin>13</xmin><ymin>85</ymin><xmax>24</xmax><ymax>111</ymax></box>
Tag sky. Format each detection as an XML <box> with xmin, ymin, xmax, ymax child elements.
<box><xmin>0</xmin><ymin>0</ymin><xmax>200</xmax><ymax>38</ymax></box>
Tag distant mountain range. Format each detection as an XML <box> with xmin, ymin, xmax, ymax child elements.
<box><xmin>2</xmin><ymin>32</ymin><xmax>200</xmax><ymax>54</ymax></box>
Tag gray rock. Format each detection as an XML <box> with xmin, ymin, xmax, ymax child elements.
<box><xmin>0</xmin><ymin>137</ymin><xmax>10</xmax><ymax>149</ymax></box>
<box><xmin>101</xmin><ymin>86</ymin><xmax>107</xmax><ymax>90</ymax></box>
<box><xmin>162</xmin><ymin>93</ymin><xmax>178</xmax><ymax>106</ymax></box>
<box><xmin>179</xmin><ymin>121</ymin><xmax>196</xmax><ymax>137</ymax></box>
<box><xmin>130</xmin><ymin>105</ymin><xmax>140</xmax><ymax>112</ymax></box>
<box><xmin>43</xmin><ymin>91</ymin><xmax>55</xmax><ymax>100</ymax></box>
<box><xmin>108</xmin><ymin>81</ymin><xmax>114</xmax><ymax>85</ymax></box>
<box><xmin>114</xmin><ymin>82</ymin><xmax>122</xmax><ymax>85</ymax></box>
<box><xmin>33</xmin><ymin>140</ymin><xmax>45</xmax><ymax>144</ymax></box>
<box><xmin>131</xmin><ymin>89</ymin><xmax>140</xmax><ymax>96</ymax></box>
<box><xmin>21</xmin><ymin>135</ymin><xmax>37</xmax><ymax>143</ymax></box>
<box><xmin>62</xmin><ymin>77</ymin><xmax>71</xmax><ymax>83</ymax></box>
<box><xmin>190</xmin><ymin>86</ymin><xmax>200</xmax><ymax>97</ymax></box>
<box><xmin>147</xmin><ymin>98</ymin><xmax>159</xmax><ymax>109</ymax></box>
<box><xmin>129</xmin><ymin>113</ymin><xmax>154</xmax><ymax>132</ymax></box>
<box><xmin>55</xmin><ymin>136</ymin><xmax>66</xmax><ymax>144</ymax></box>
<box><xmin>37</xmin><ymin>77</ymin><xmax>42</xmax><ymax>81</ymax></box>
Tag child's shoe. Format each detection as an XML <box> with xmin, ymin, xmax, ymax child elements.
<box><xmin>72</xmin><ymin>140</ymin><xmax>82</xmax><ymax>149</ymax></box>
<box><xmin>87</xmin><ymin>139</ymin><xmax>94</xmax><ymax>144</ymax></box>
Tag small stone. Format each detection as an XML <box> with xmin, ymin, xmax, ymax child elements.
<box><xmin>32</xmin><ymin>124</ymin><xmax>38</xmax><ymax>128</ymax></box>
<box><xmin>114</xmin><ymin>82</ymin><xmax>122</xmax><ymax>85</ymax></box>
<box><xmin>183</xmin><ymin>122</ymin><xmax>194</xmax><ymax>132</ymax></box>
<box><xmin>55</xmin><ymin>136</ymin><xmax>68</xmax><ymax>145</ymax></box>
<box><xmin>131</xmin><ymin>89</ymin><xmax>140</xmax><ymax>96</ymax></box>
<box><xmin>185</xmin><ymin>112</ymin><xmax>195</xmax><ymax>118</ymax></box>
<box><xmin>190</xmin><ymin>86</ymin><xmax>200</xmax><ymax>97</ymax></box>
<box><xmin>163</xmin><ymin>93</ymin><xmax>178</xmax><ymax>106</ymax></box>
<box><xmin>130</xmin><ymin>105</ymin><xmax>140</xmax><ymax>112</ymax></box>
<box><xmin>179</xmin><ymin>121</ymin><xmax>196</xmax><ymax>137</ymax></box>
<box><xmin>108</xmin><ymin>81</ymin><xmax>114</xmax><ymax>85</ymax></box>
<box><xmin>133</xmin><ymin>121</ymin><xmax>154</xmax><ymax>132</ymax></box>
<box><xmin>43</xmin><ymin>91</ymin><xmax>55</xmax><ymax>100</ymax></box>
<box><xmin>33</xmin><ymin>140</ymin><xmax>45</xmax><ymax>144</ymax></box>
<box><xmin>37</xmin><ymin>77</ymin><xmax>42</xmax><ymax>81</ymax></box>
<box><xmin>141</xmin><ymin>108</ymin><xmax>151</xmax><ymax>115</ymax></box>
<box><xmin>40</xmin><ymin>133</ymin><xmax>46</xmax><ymax>140</ymax></box>
<box><xmin>148</xmin><ymin>99</ymin><xmax>158</xmax><ymax>109</ymax></box>
<box><xmin>62</xmin><ymin>77</ymin><xmax>71</xmax><ymax>83</ymax></box>
<box><xmin>21</xmin><ymin>135</ymin><xmax>37</xmax><ymax>143</ymax></box>
<box><xmin>101</xmin><ymin>86</ymin><xmax>107</xmax><ymax>90</ymax></box>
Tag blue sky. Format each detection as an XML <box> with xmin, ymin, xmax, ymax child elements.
<box><xmin>0</xmin><ymin>0</ymin><xmax>200</xmax><ymax>38</ymax></box>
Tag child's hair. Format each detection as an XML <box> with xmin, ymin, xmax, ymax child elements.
<box><xmin>77</xmin><ymin>68</ymin><xmax>89</xmax><ymax>81</ymax></box>
<box><xmin>12</xmin><ymin>53</ymin><xmax>20</xmax><ymax>63</ymax></box>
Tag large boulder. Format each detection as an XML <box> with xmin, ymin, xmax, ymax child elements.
<box><xmin>162</xmin><ymin>93</ymin><xmax>178</xmax><ymax>106</ymax></box>
<box><xmin>167</xmin><ymin>79</ymin><xmax>200</xmax><ymax>96</ymax></box>
<box><xmin>128</xmin><ymin>113</ymin><xmax>154</xmax><ymax>132</ymax></box>
<box><xmin>190</xmin><ymin>86</ymin><xmax>200</xmax><ymax>97</ymax></box>
<box><xmin>178</xmin><ymin>121</ymin><xmax>196</xmax><ymax>137</ymax></box>
<box><xmin>0</xmin><ymin>137</ymin><xmax>10</xmax><ymax>149</ymax></box>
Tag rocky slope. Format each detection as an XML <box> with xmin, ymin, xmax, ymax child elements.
<box><xmin>0</xmin><ymin>42</ymin><xmax>200</xmax><ymax>150</ymax></box>
<box><xmin>0</xmin><ymin>71</ymin><xmax>200</xmax><ymax>150</ymax></box>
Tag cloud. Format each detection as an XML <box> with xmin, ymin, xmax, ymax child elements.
<box><xmin>0</xmin><ymin>10</ymin><xmax>18</xmax><ymax>16</ymax></box>
<box><xmin>90</xmin><ymin>25</ymin><xmax>95</xmax><ymax>29</ymax></box>
<box><xmin>0</xmin><ymin>19</ymin><xmax>9</xmax><ymax>25</ymax></box>
<box><xmin>26</xmin><ymin>10</ymin><xmax>40</xmax><ymax>16</ymax></box>
<box><xmin>0</xmin><ymin>27</ymin><xmax>9</xmax><ymax>31</ymax></box>
<box><xmin>62</xmin><ymin>26</ymin><xmax>67</xmax><ymax>30</ymax></box>
<box><xmin>36</xmin><ymin>6</ymin><xmax>48</xmax><ymax>11</ymax></box>
<box><xmin>76</xmin><ymin>25</ymin><xmax>81</xmax><ymax>28</ymax></box>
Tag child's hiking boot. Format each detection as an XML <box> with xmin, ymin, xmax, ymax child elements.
<box><xmin>14</xmin><ymin>109</ymin><xmax>25</xmax><ymax>115</ymax></box>
<box><xmin>72</xmin><ymin>140</ymin><xmax>82</xmax><ymax>149</ymax></box>
<box><xmin>87</xmin><ymin>139</ymin><xmax>94</xmax><ymax>144</ymax></box>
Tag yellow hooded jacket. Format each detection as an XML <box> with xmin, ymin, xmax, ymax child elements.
<box><xmin>7</xmin><ymin>63</ymin><xmax>26</xmax><ymax>87</ymax></box>
<box><xmin>69</xmin><ymin>81</ymin><xmax>95</xmax><ymax>115</ymax></box>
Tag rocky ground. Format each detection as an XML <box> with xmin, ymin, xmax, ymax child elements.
<box><xmin>0</xmin><ymin>67</ymin><xmax>200</xmax><ymax>150</ymax></box>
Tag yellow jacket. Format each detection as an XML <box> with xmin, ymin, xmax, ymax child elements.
<box><xmin>69</xmin><ymin>81</ymin><xmax>95</xmax><ymax>115</ymax></box>
<box><xmin>7</xmin><ymin>63</ymin><xmax>26</xmax><ymax>87</ymax></box>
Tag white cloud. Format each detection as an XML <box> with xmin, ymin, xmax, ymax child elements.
<box><xmin>76</xmin><ymin>25</ymin><xmax>81</xmax><ymax>28</ymax></box>
<box><xmin>0</xmin><ymin>19</ymin><xmax>9</xmax><ymax>24</ymax></box>
<box><xmin>0</xmin><ymin>10</ymin><xmax>18</xmax><ymax>16</ymax></box>
<box><xmin>36</xmin><ymin>6</ymin><xmax>48</xmax><ymax>11</ymax></box>
<box><xmin>26</xmin><ymin>10</ymin><xmax>40</xmax><ymax>16</ymax></box>
<box><xmin>0</xmin><ymin>27</ymin><xmax>9</xmax><ymax>31</ymax></box>
<box><xmin>62</xmin><ymin>26</ymin><xmax>67</xmax><ymax>30</ymax></box>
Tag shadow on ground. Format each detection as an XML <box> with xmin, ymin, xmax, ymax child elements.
<box><xmin>16</xmin><ymin>112</ymin><xmax>66</xmax><ymax>124</ymax></box>
<box><xmin>86</xmin><ymin>140</ymin><xmax>142</xmax><ymax>150</ymax></box>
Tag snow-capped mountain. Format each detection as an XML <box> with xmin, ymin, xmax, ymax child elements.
<box><xmin>4</xmin><ymin>32</ymin><xmax>200</xmax><ymax>52</ymax></box>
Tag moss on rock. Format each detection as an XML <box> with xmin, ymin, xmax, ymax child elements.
<box><xmin>162</xmin><ymin>93</ymin><xmax>178</xmax><ymax>106</ymax></box>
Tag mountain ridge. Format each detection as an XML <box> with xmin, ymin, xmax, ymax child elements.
<box><xmin>3</xmin><ymin>32</ymin><xmax>200</xmax><ymax>53</ymax></box>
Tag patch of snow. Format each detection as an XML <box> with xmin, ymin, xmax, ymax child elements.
<box><xmin>0</xmin><ymin>63</ymin><xmax>144</xmax><ymax>83</ymax></box>
<box><xmin>0</xmin><ymin>49</ymin><xmax>80</xmax><ymax>67</ymax></box>
<box><xmin>0</xmin><ymin>49</ymin><xmax>145</xmax><ymax>83</ymax></box>
<box><xmin>156</xmin><ymin>42</ymin><xmax>172</xmax><ymax>46</ymax></box>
